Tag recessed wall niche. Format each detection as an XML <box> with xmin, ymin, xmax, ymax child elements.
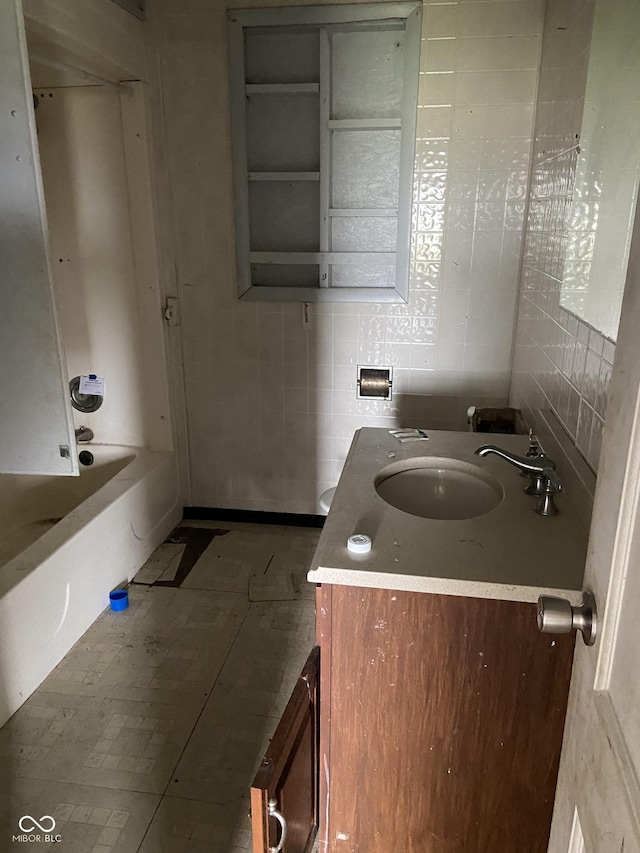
<box><xmin>228</xmin><ymin>2</ymin><xmax>422</xmax><ymax>303</ymax></box>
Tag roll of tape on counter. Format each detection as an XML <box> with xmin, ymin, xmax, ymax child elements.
<box><xmin>348</xmin><ymin>534</ymin><xmax>372</xmax><ymax>554</ymax></box>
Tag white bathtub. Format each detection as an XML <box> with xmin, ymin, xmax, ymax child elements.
<box><xmin>0</xmin><ymin>446</ymin><xmax>181</xmax><ymax>726</ymax></box>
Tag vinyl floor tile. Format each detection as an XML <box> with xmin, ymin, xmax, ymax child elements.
<box><xmin>39</xmin><ymin>588</ymin><xmax>248</xmax><ymax>707</ymax></box>
<box><xmin>209</xmin><ymin>600</ymin><xmax>315</xmax><ymax>718</ymax></box>
<box><xmin>170</xmin><ymin>600</ymin><xmax>315</xmax><ymax>803</ymax></box>
<box><xmin>248</xmin><ymin>571</ymin><xmax>296</xmax><ymax>601</ymax></box>
<box><xmin>0</xmin><ymin>522</ymin><xmax>321</xmax><ymax>852</ymax></box>
<box><xmin>180</xmin><ymin>533</ymin><xmax>269</xmax><ymax>593</ymax></box>
<box><xmin>169</xmin><ymin>710</ymin><xmax>276</xmax><ymax>803</ymax></box>
<box><xmin>0</xmin><ymin>778</ymin><xmax>159</xmax><ymax>852</ymax></box>
<box><xmin>180</xmin><ymin>554</ymin><xmax>255</xmax><ymax>594</ymax></box>
<box><xmin>137</xmin><ymin>794</ymin><xmax>252</xmax><ymax>853</ymax></box>
<box><xmin>181</xmin><ymin>525</ymin><xmax>320</xmax><ymax>600</ymax></box>
<box><xmin>134</xmin><ymin>543</ymin><xmax>186</xmax><ymax>585</ymax></box>
<box><xmin>0</xmin><ymin>692</ymin><xmax>200</xmax><ymax>794</ymax></box>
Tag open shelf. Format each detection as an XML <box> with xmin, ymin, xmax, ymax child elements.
<box><xmin>328</xmin><ymin>118</ymin><xmax>401</xmax><ymax>130</ymax></box>
<box><xmin>248</xmin><ymin>172</ymin><xmax>320</xmax><ymax>181</ymax></box>
<box><xmin>245</xmin><ymin>82</ymin><xmax>319</xmax><ymax>94</ymax></box>
<box><xmin>229</xmin><ymin>4</ymin><xmax>421</xmax><ymax>301</ymax></box>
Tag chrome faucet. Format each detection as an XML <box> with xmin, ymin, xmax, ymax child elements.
<box><xmin>75</xmin><ymin>425</ymin><xmax>94</xmax><ymax>443</ymax></box>
<box><xmin>474</xmin><ymin>444</ymin><xmax>562</xmax><ymax>516</ymax></box>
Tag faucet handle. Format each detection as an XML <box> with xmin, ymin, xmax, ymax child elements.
<box><xmin>520</xmin><ymin>430</ymin><xmax>541</xmax><ymax>478</ymax></box>
<box><xmin>535</xmin><ymin>468</ymin><xmax>562</xmax><ymax>516</ymax></box>
<box><xmin>542</xmin><ymin>467</ymin><xmax>562</xmax><ymax>492</ymax></box>
<box><xmin>526</xmin><ymin>430</ymin><xmax>540</xmax><ymax>457</ymax></box>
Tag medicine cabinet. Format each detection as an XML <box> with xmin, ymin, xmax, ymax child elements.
<box><xmin>228</xmin><ymin>2</ymin><xmax>422</xmax><ymax>303</ymax></box>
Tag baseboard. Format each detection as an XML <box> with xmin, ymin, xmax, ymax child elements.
<box><xmin>182</xmin><ymin>506</ymin><xmax>326</xmax><ymax>528</ymax></box>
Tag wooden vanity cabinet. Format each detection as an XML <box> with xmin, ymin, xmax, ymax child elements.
<box><xmin>252</xmin><ymin>585</ymin><xmax>575</xmax><ymax>853</ymax></box>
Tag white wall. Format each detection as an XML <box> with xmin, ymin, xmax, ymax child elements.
<box><xmin>150</xmin><ymin>0</ymin><xmax>544</xmax><ymax>513</ymax></box>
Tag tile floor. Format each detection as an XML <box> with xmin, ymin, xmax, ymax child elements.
<box><xmin>0</xmin><ymin>520</ymin><xmax>320</xmax><ymax>852</ymax></box>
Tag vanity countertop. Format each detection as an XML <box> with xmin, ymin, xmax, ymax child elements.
<box><xmin>307</xmin><ymin>428</ymin><xmax>588</xmax><ymax>604</ymax></box>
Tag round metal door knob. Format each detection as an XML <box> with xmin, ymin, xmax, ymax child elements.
<box><xmin>537</xmin><ymin>590</ymin><xmax>597</xmax><ymax>646</ymax></box>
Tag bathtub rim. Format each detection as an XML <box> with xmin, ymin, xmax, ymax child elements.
<box><xmin>0</xmin><ymin>446</ymin><xmax>176</xmax><ymax>598</ymax></box>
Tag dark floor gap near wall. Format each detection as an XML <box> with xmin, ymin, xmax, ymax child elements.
<box><xmin>130</xmin><ymin>526</ymin><xmax>226</xmax><ymax>589</ymax></box>
<box><xmin>183</xmin><ymin>507</ymin><xmax>326</xmax><ymax>528</ymax></box>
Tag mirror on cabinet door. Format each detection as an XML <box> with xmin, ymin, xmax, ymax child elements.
<box><xmin>559</xmin><ymin>0</ymin><xmax>640</xmax><ymax>343</ymax></box>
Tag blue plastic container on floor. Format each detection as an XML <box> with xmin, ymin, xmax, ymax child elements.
<box><xmin>109</xmin><ymin>589</ymin><xmax>129</xmax><ymax>612</ymax></box>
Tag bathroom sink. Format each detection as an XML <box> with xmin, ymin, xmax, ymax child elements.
<box><xmin>374</xmin><ymin>457</ymin><xmax>503</xmax><ymax>520</ymax></box>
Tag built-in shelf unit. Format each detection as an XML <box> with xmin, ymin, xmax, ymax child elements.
<box><xmin>228</xmin><ymin>2</ymin><xmax>422</xmax><ymax>302</ymax></box>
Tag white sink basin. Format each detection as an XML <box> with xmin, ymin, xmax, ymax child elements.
<box><xmin>374</xmin><ymin>457</ymin><xmax>503</xmax><ymax>520</ymax></box>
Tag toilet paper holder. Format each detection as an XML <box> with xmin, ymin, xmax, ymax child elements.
<box><xmin>357</xmin><ymin>366</ymin><xmax>393</xmax><ymax>400</ymax></box>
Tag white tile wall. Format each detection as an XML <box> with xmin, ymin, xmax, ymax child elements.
<box><xmin>150</xmin><ymin>0</ymin><xmax>543</xmax><ymax>512</ymax></box>
<box><xmin>510</xmin><ymin>0</ymin><xmax>618</xmax><ymax>474</ymax></box>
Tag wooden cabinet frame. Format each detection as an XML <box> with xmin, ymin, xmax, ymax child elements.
<box><xmin>252</xmin><ymin>585</ymin><xmax>574</xmax><ymax>852</ymax></box>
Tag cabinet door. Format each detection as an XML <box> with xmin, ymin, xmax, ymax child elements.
<box><xmin>323</xmin><ymin>586</ymin><xmax>575</xmax><ymax>853</ymax></box>
<box><xmin>251</xmin><ymin>646</ymin><xmax>319</xmax><ymax>853</ymax></box>
<box><xmin>0</xmin><ymin>0</ymin><xmax>78</xmax><ymax>475</ymax></box>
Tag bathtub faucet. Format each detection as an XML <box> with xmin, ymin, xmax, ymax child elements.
<box><xmin>75</xmin><ymin>426</ymin><xmax>94</xmax><ymax>443</ymax></box>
